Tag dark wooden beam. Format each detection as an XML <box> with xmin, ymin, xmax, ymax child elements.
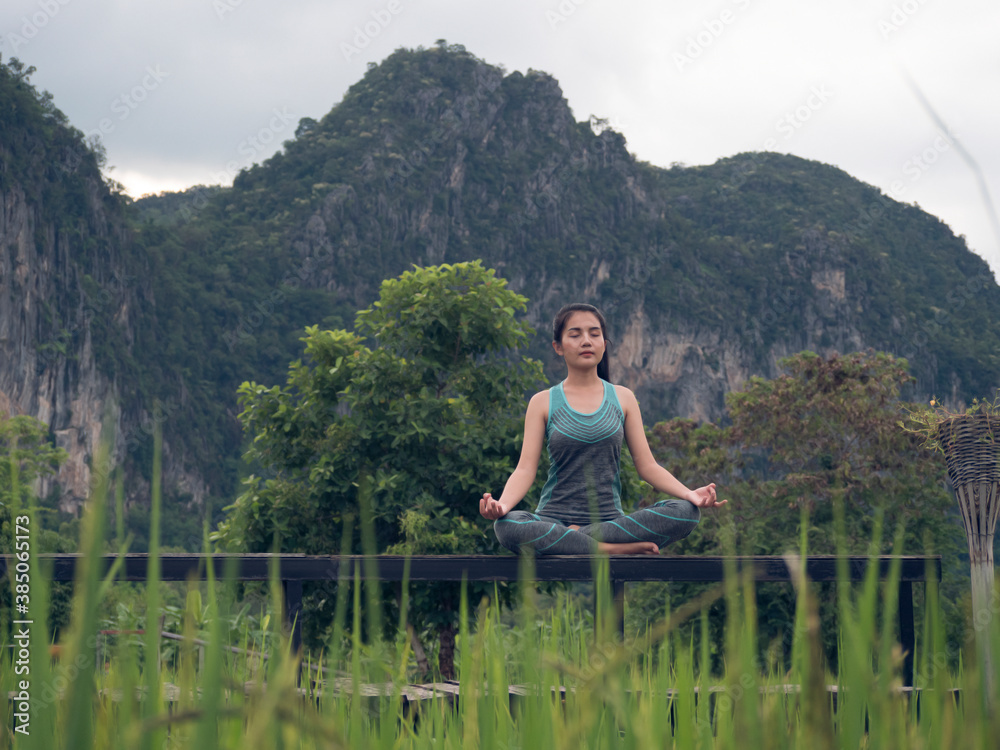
<box><xmin>898</xmin><ymin>580</ymin><xmax>915</xmax><ymax>688</ymax></box>
<box><xmin>1</xmin><ymin>553</ymin><xmax>940</xmax><ymax>688</ymax></box>
<box><xmin>2</xmin><ymin>554</ymin><xmax>942</xmax><ymax>583</ymax></box>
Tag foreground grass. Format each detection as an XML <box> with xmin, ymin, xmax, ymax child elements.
<box><xmin>2</xmin><ymin>448</ymin><xmax>998</xmax><ymax>747</ymax></box>
<box><xmin>3</xmin><ymin>544</ymin><xmax>998</xmax><ymax>749</ymax></box>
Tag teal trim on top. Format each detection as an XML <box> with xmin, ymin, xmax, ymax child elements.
<box><xmin>557</xmin><ymin>380</ymin><xmax>624</xmax><ymax>417</ymax></box>
<box><xmin>547</xmin><ymin>381</ymin><xmax>624</xmax><ymax>444</ymax></box>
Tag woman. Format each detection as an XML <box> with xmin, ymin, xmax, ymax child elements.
<box><xmin>479</xmin><ymin>303</ymin><xmax>726</xmax><ymax>555</ymax></box>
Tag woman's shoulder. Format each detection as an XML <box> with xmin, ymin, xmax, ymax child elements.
<box><xmin>527</xmin><ymin>388</ymin><xmax>551</xmax><ymax>409</ymax></box>
<box><xmin>612</xmin><ymin>383</ymin><xmax>636</xmax><ymax>399</ymax></box>
<box><xmin>613</xmin><ymin>384</ymin><xmax>638</xmax><ymax>412</ymax></box>
<box><xmin>526</xmin><ymin>389</ymin><xmax>551</xmax><ymax>423</ymax></box>
<box><xmin>528</xmin><ymin>388</ymin><xmax>552</xmax><ymax>405</ymax></box>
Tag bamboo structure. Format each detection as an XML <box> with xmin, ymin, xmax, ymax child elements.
<box><xmin>937</xmin><ymin>412</ymin><xmax>1000</xmax><ymax>689</ymax></box>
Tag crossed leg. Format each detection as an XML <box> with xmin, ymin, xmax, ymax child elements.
<box><xmin>494</xmin><ymin>498</ymin><xmax>700</xmax><ymax>555</ymax></box>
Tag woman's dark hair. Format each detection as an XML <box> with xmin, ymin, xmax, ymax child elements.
<box><xmin>552</xmin><ymin>303</ymin><xmax>613</xmax><ymax>382</ymax></box>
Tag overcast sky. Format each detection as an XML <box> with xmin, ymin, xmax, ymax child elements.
<box><xmin>3</xmin><ymin>0</ymin><xmax>998</xmax><ymax>277</ymax></box>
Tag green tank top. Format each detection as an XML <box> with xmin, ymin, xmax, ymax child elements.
<box><xmin>535</xmin><ymin>380</ymin><xmax>625</xmax><ymax>524</ymax></box>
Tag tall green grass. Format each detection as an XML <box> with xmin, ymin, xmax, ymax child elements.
<box><xmin>3</xmin><ymin>448</ymin><xmax>1000</xmax><ymax>748</ymax></box>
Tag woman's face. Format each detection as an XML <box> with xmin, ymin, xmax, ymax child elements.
<box><xmin>553</xmin><ymin>311</ymin><xmax>605</xmax><ymax>367</ymax></box>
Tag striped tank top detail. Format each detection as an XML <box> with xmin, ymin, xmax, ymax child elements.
<box><xmin>535</xmin><ymin>380</ymin><xmax>625</xmax><ymax>524</ymax></box>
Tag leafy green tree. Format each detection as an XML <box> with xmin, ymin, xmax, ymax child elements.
<box><xmin>1</xmin><ymin>413</ymin><xmax>75</xmax><ymax>638</ymax></box>
<box><xmin>1</xmin><ymin>413</ymin><xmax>68</xmax><ymax>546</ymax></box>
<box><xmin>723</xmin><ymin>350</ymin><xmax>956</xmax><ymax>555</ymax></box>
<box><xmin>630</xmin><ymin>350</ymin><xmax>964</xmax><ymax>670</ymax></box>
<box><xmin>647</xmin><ymin>351</ymin><xmax>958</xmax><ymax>556</ymax></box>
<box><xmin>215</xmin><ymin>261</ymin><xmax>545</xmax><ymax>676</ymax></box>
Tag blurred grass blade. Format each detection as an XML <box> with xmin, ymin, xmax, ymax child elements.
<box><xmin>138</xmin><ymin>413</ymin><xmax>164</xmax><ymax>750</ymax></box>
<box><xmin>59</xmin><ymin>420</ymin><xmax>114</xmax><ymax>750</ymax></box>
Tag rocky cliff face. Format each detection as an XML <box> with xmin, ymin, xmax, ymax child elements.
<box><xmin>0</xmin><ymin>170</ymin><xmax>207</xmax><ymax>513</ymax></box>
<box><xmin>0</xmin><ymin>180</ymin><xmax>117</xmax><ymax>509</ymax></box>
<box><xmin>612</xmin><ymin>258</ymin><xmax>863</xmax><ymax>421</ymax></box>
<box><xmin>1</xmin><ymin>57</ymin><xmax>221</xmax><ymax>516</ymax></box>
<box><xmin>8</xmin><ymin>45</ymin><xmax>995</xmax><ymax>522</ymax></box>
<box><xmin>272</xmin><ymin>52</ymin><xmax>916</xmax><ymax>422</ymax></box>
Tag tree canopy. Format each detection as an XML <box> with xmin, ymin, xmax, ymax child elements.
<box><xmin>1</xmin><ymin>412</ymin><xmax>74</xmax><ymax>638</ymax></box>
<box><xmin>631</xmin><ymin>350</ymin><xmax>966</xmax><ymax>669</ymax></box>
<box><xmin>1</xmin><ymin>412</ymin><xmax>68</xmax><ymax>543</ymax></box>
<box><xmin>214</xmin><ymin>261</ymin><xmax>545</xmax><ymax>674</ymax></box>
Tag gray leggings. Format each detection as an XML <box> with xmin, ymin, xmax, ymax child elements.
<box><xmin>493</xmin><ymin>498</ymin><xmax>700</xmax><ymax>554</ymax></box>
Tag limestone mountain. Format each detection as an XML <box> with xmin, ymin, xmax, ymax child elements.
<box><xmin>2</xmin><ymin>45</ymin><xmax>998</xmax><ymax>535</ymax></box>
<box><xmin>0</xmin><ymin>56</ymin><xmax>208</xmax><ymax>527</ymax></box>
<box><xmin>139</xmin><ymin>44</ymin><xmax>997</xmax><ymax>436</ymax></box>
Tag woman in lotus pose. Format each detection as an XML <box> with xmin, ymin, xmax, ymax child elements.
<box><xmin>479</xmin><ymin>303</ymin><xmax>726</xmax><ymax>555</ymax></box>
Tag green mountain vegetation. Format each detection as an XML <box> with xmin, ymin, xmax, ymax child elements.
<box><xmin>135</xmin><ymin>44</ymin><xmax>999</xmax><ymax>501</ymax></box>
<box><xmin>651</xmin><ymin>153</ymin><xmax>1000</xmax><ymax>398</ymax></box>
<box><xmin>0</xmin><ymin>55</ymin><xmax>139</xmax><ymax>381</ymax></box>
<box><xmin>213</xmin><ymin>262</ymin><xmax>547</xmax><ymax>673</ymax></box>
<box><xmin>2</xmin><ymin>44</ymin><xmax>998</xmax><ymax>540</ymax></box>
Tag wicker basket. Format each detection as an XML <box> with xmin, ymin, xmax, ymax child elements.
<box><xmin>936</xmin><ymin>411</ymin><xmax>999</xmax><ymax>692</ymax></box>
<box><xmin>936</xmin><ymin>413</ymin><xmax>1000</xmax><ymax>565</ymax></box>
<box><xmin>937</xmin><ymin>412</ymin><xmax>1000</xmax><ymax>484</ymax></box>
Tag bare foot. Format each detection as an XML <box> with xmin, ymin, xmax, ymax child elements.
<box><xmin>568</xmin><ymin>524</ymin><xmax>581</xmax><ymax>531</ymax></box>
<box><xmin>597</xmin><ymin>541</ymin><xmax>659</xmax><ymax>555</ymax></box>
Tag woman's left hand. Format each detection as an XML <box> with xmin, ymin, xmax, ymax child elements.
<box><xmin>688</xmin><ymin>483</ymin><xmax>728</xmax><ymax>508</ymax></box>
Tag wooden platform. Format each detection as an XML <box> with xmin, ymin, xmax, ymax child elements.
<box><xmin>0</xmin><ymin>553</ymin><xmax>941</xmax><ymax>686</ymax></box>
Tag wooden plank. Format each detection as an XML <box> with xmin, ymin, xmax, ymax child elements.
<box><xmin>898</xmin><ymin>580</ymin><xmax>915</xmax><ymax>687</ymax></box>
<box><xmin>0</xmin><ymin>552</ymin><xmax>940</xmax><ymax>691</ymax></box>
<box><xmin>2</xmin><ymin>554</ymin><xmax>942</xmax><ymax>583</ymax></box>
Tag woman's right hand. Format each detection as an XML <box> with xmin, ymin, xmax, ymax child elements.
<box><xmin>479</xmin><ymin>492</ymin><xmax>508</xmax><ymax>520</ymax></box>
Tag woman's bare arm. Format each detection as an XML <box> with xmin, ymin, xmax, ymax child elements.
<box><xmin>617</xmin><ymin>385</ymin><xmax>727</xmax><ymax>508</ymax></box>
<box><xmin>480</xmin><ymin>390</ymin><xmax>549</xmax><ymax>520</ymax></box>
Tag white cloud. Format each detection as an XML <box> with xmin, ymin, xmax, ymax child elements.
<box><xmin>2</xmin><ymin>0</ymin><xmax>996</xmax><ymax>274</ymax></box>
